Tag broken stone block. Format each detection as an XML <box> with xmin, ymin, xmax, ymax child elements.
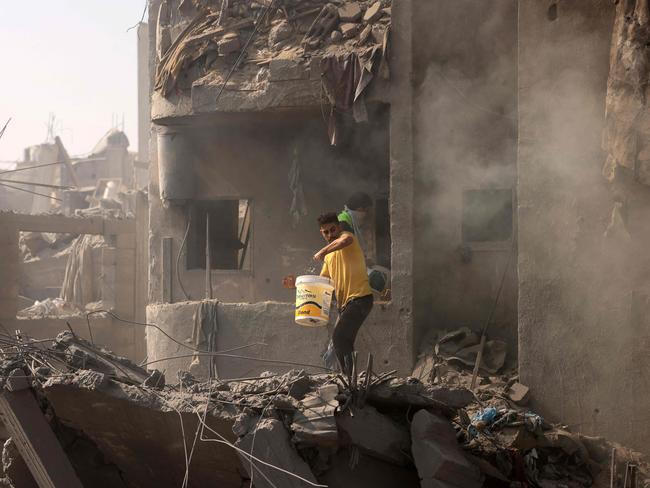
<box><xmin>336</xmin><ymin>405</ymin><xmax>411</xmax><ymax>465</ymax></box>
<box><xmin>506</xmin><ymin>382</ymin><xmax>530</xmax><ymax>405</ymax></box>
<box><xmin>341</xmin><ymin>23</ymin><xmax>360</xmax><ymax>39</ymax></box>
<box><xmin>269</xmin><ymin>20</ymin><xmax>293</xmax><ymax>47</ymax></box>
<box><xmin>218</xmin><ymin>32</ymin><xmax>241</xmax><ymax>56</ymax></box>
<box><xmin>292</xmin><ymin>384</ymin><xmax>339</xmax><ymax>447</ymax></box>
<box><xmin>338</xmin><ymin>2</ymin><xmax>362</xmax><ymax>22</ymax></box>
<box><xmin>269</xmin><ymin>59</ymin><xmax>309</xmax><ymax>82</ymax></box>
<box><xmin>359</xmin><ymin>24</ymin><xmax>372</xmax><ymax>44</ymax></box>
<box><xmin>236</xmin><ymin>419</ymin><xmax>318</xmax><ymax>488</ymax></box>
<box><xmin>363</xmin><ymin>1</ymin><xmax>383</xmax><ymax>23</ymax></box>
<box><xmin>411</xmin><ymin>410</ymin><xmax>483</xmax><ymax>488</ymax></box>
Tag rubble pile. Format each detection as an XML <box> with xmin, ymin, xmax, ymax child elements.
<box><xmin>155</xmin><ymin>0</ymin><xmax>390</xmax><ymax>142</ymax></box>
<box><xmin>0</xmin><ymin>331</ymin><xmax>646</xmax><ymax>487</ymax></box>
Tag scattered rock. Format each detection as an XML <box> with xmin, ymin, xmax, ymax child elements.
<box><xmin>338</xmin><ymin>2</ymin><xmax>362</xmax><ymax>22</ymax></box>
<box><xmin>506</xmin><ymin>382</ymin><xmax>530</xmax><ymax>405</ymax></box>
<box><xmin>363</xmin><ymin>2</ymin><xmax>383</xmax><ymax>23</ymax></box>
<box><xmin>359</xmin><ymin>24</ymin><xmax>373</xmax><ymax>44</ymax></box>
<box><xmin>236</xmin><ymin>418</ymin><xmax>318</xmax><ymax>488</ymax></box>
<box><xmin>331</xmin><ymin>30</ymin><xmax>343</xmax><ymax>43</ymax></box>
<box><xmin>337</xmin><ymin>405</ymin><xmax>411</xmax><ymax>465</ymax></box>
<box><xmin>269</xmin><ymin>21</ymin><xmax>293</xmax><ymax>47</ymax></box>
<box><xmin>292</xmin><ymin>384</ymin><xmax>339</xmax><ymax>447</ymax></box>
<box><xmin>411</xmin><ymin>410</ymin><xmax>483</xmax><ymax>488</ymax></box>
<box><xmin>341</xmin><ymin>22</ymin><xmax>360</xmax><ymax>39</ymax></box>
<box><xmin>218</xmin><ymin>32</ymin><xmax>241</xmax><ymax>56</ymax></box>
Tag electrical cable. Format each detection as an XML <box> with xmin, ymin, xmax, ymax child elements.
<box><xmin>86</xmin><ymin>309</ymin><xmax>265</xmax><ymax>355</ymax></box>
<box><xmin>0</xmin><ymin>182</ymin><xmax>61</xmax><ymax>201</ymax></box>
<box><xmin>142</xmin><ymin>352</ymin><xmax>333</xmax><ymax>372</ymax></box>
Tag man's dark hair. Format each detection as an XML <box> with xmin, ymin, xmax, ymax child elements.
<box><xmin>346</xmin><ymin>192</ymin><xmax>373</xmax><ymax>210</ymax></box>
<box><xmin>317</xmin><ymin>212</ymin><xmax>339</xmax><ymax>226</ymax></box>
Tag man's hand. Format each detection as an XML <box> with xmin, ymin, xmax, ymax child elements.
<box><xmin>313</xmin><ymin>250</ymin><xmax>326</xmax><ymax>261</ymax></box>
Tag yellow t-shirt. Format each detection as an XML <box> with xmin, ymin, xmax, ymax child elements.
<box><xmin>320</xmin><ymin>232</ymin><xmax>372</xmax><ymax>308</ymax></box>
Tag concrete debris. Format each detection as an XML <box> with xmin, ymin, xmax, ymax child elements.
<box><xmin>363</xmin><ymin>2</ymin><xmax>383</xmax><ymax>24</ymax></box>
<box><xmin>0</xmin><ymin>332</ymin><xmax>646</xmax><ymax>487</ymax></box>
<box><xmin>603</xmin><ymin>0</ymin><xmax>650</xmax><ymax>186</ymax></box>
<box><xmin>506</xmin><ymin>381</ymin><xmax>530</xmax><ymax>405</ymax></box>
<box><xmin>336</xmin><ymin>404</ymin><xmax>411</xmax><ymax>465</ymax></box>
<box><xmin>236</xmin><ymin>418</ymin><xmax>318</xmax><ymax>488</ymax></box>
<box><xmin>338</xmin><ymin>2</ymin><xmax>362</xmax><ymax>23</ymax></box>
<box><xmin>340</xmin><ymin>22</ymin><xmax>360</xmax><ymax>39</ymax></box>
<box><xmin>411</xmin><ymin>409</ymin><xmax>483</xmax><ymax>488</ymax></box>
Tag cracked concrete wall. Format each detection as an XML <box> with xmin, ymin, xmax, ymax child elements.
<box><xmin>518</xmin><ymin>0</ymin><xmax>650</xmax><ymax>454</ymax></box>
<box><xmin>411</xmin><ymin>0</ymin><xmax>519</xmax><ymax>354</ymax></box>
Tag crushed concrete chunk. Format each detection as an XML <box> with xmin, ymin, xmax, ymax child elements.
<box><xmin>292</xmin><ymin>383</ymin><xmax>339</xmax><ymax>447</ymax></box>
<box><xmin>363</xmin><ymin>2</ymin><xmax>383</xmax><ymax>23</ymax></box>
<box><xmin>236</xmin><ymin>419</ymin><xmax>318</xmax><ymax>488</ymax></box>
<box><xmin>336</xmin><ymin>405</ymin><xmax>410</xmax><ymax>465</ymax></box>
<box><xmin>338</xmin><ymin>2</ymin><xmax>362</xmax><ymax>23</ymax></box>
<box><xmin>506</xmin><ymin>382</ymin><xmax>530</xmax><ymax>405</ymax></box>
<box><xmin>341</xmin><ymin>23</ymin><xmax>360</xmax><ymax>39</ymax></box>
<box><xmin>411</xmin><ymin>410</ymin><xmax>482</xmax><ymax>488</ymax></box>
<box><xmin>218</xmin><ymin>32</ymin><xmax>241</xmax><ymax>56</ymax></box>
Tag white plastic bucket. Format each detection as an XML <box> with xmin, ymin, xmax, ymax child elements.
<box><xmin>295</xmin><ymin>275</ymin><xmax>334</xmax><ymax>327</ymax></box>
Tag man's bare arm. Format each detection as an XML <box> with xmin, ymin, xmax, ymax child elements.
<box><xmin>314</xmin><ymin>233</ymin><xmax>353</xmax><ymax>261</ymax></box>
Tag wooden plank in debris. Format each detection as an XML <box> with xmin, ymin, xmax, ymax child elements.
<box><xmin>0</xmin><ymin>389</ymin><xmax>83</xmax><ymax>488</ymax></box>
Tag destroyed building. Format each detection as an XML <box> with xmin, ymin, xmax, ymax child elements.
<box><xmin>143</xmin><ymin>0</ymin><xmax>650</xmax><ymax>457</ymax></box>
<box><xmin>2</xmin><ymin>0</ymin><xmax>650</xmax><ymax>486</ymax></box>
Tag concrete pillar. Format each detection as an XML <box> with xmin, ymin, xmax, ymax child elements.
<box><xmin>389</xmin><ymin>0</ymin><xmax>415</xmax><ymax>367</ymax></box>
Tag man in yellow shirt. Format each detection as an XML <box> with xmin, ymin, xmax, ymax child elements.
<box><xmin>314</xmin><ymin>212</ymin><xmax>373</xmax><ymax>375</ymax></box>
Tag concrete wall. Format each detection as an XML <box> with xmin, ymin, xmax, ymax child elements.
<box><xmin>518</xmin><ymin>0</ymin><xmax>650</xmax><ymax>453</ymax></box>
<box><xmin>146</xmin><ymin>300</ymin><xmax>411</xmax><ymax>380</ymax></box>
<box><xmin>412</xmin><ymin>1</ymin><xmax>519</xmax><ymax>354</ymax></box>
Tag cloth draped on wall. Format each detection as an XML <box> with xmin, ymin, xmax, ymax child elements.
<box><xmin>603</xmin><ymin>0</ymin><xmax>650</xmax><ymax>186</ymax></box>
<box><xmin>190</xmin><ymin>300</ymin><xmax>219</xmax><ymax>379</ymax></box>
<box><xmin>320</xmin><ymin>34</ymin><xmax>389</xmax><ymax>145</ymax></box>
<box><xmin>60</xmin><ymin>235</ymin><xmax>95</xmax><ymax>308</ymax></box>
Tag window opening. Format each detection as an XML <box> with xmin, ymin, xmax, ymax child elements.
<box><xmin>187</xmin><ymin>200</ymin><xmax>252</xmax><ymax>270</ymax></box>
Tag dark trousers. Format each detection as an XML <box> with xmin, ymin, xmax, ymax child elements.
<box><xmin>333</xmin><ymin>295</ymin><xmax>373</xmax><ymax>375</ymax></box>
